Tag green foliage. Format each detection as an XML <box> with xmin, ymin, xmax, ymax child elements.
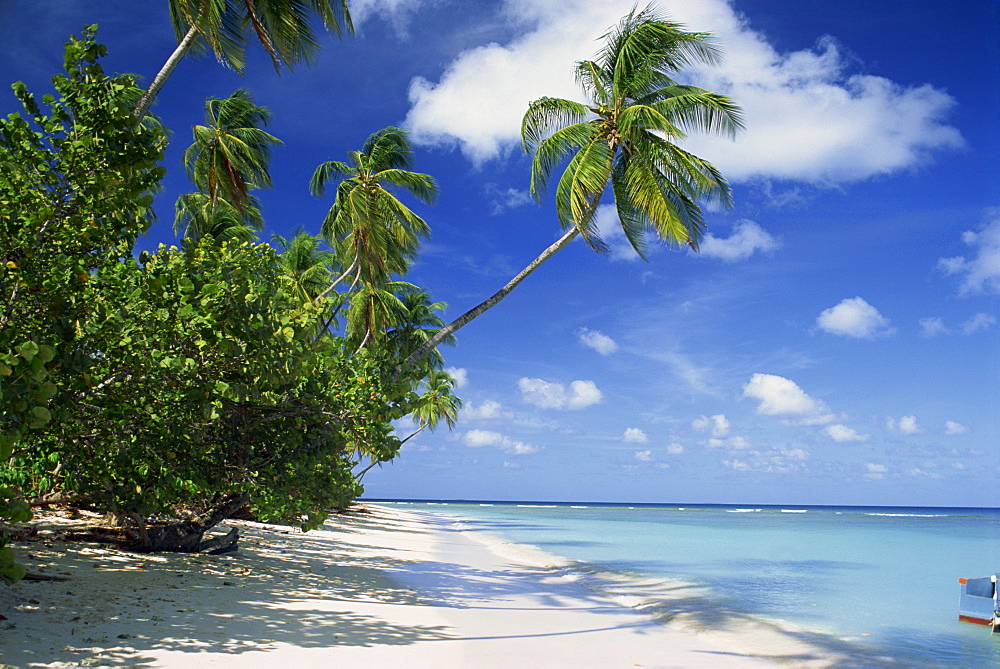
<box><xmin>10</xmin><ymin>240</ymin><xmax>417</xmax><ymax>528</ymax></box>
<box><xmin>1</xmin><ymin>25</ymin><xmax>457</xmax><ymax>565</ymax></box>
<box><xmin>169</xmin><ymin>0</ymin><xmax>353</xmax><ymax>74</ymax></box>
<box><xmin>0</xmin><ymin>26</ymin><xmax>167</xmax><ymax>581</ymax></box>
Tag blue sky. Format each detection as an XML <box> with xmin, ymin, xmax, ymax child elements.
<box><xmin>3</xmin><ymin>1</ymin><xmax>997</xmax><ymax>506</ymax></box>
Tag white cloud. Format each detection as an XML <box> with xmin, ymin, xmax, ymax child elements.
<box><xmin>349</xmin><ymin>0</ymin><xmax>438</xmax><ymax>35</ymax></box>
<box><xmin>464</xmin><ymin>429</ymin><xmax>538</xmax><ymax>454</ymax></box>
<box><xmin>722</xmin><ymin>447</ymin><xmax>808</xmax><ymax>473</ymax></box>
<box><xmin>445</xmin><ymin>366</ymin><xmax>469</xmax><ymax>388</ymax></box>
<box><xmin>518</xmin><ymin>377</ymin><xmax>603</xmax><ymax>410</ymax></box>
<box><xmin>865</xmin><ymin>463</ymin><xmax>887</xmax><ymax>479</ymax></box>
<box><xmin>692</xmin><ymin>414</ymin><xmax>730</xmax><ymax>438</ymax></box>
<box><xmin>696</xmin><ymin>220</ymin><xmax>778</xmax><ymax>262</ymax></box>
<box><xmin>938</xmin><ymin>213</ymin><xmax>1000</xmax><ymax>295</ymax></box>
<box><xmin>945</xmin><ymin>421</ymin><xmax>968</xmax><ymax>436</ymax></box>
<box><xmin>816</xmin><ymin>297</ymin><xmax>894</xmax><ymax>338</ymax></box>
<box><xmin>487</xmin><ymin>185</ymin><xmax>533</xmax><ymax>215</ymax></box>
<box><xmin>462</xmin><ymin>399</ymin><xmax>506</xmax><ymax>421</ymax></box>
<box><xmin>634</xmin><ymin>450</ymin><xmax>653</xmax><ymax>462</ymax></box>
<box><xmin>403</xmin><ymin>0</ymin><xmax>960</xmax><ymax>184</ymax></box>
<box><xmin>825</xmin><ymin>424</ymin><xmax>869</xmax><ymax>442</ymax></box>
<box><xmin>742</xmin><ymin>373</ymin><xmax>833</xmax><ymax>424</ymax></box>
<box><xmin>706</xmin><ymin>435</ymin><xmax>750</xmax><ymax>450</ymax></box>
<box><xmin>887</xmin><ymin>415</ymin><xmax>921</xmax><ymax>435</ymax></box>
<box><xmin>623</xmin><ymin>427</ymin><xmax>649</xmax><ymax>443</ymax></box>
<box><xmin>919</xmin><ymin>317</ymin><xmax>950</xmax><ymax>337</ymax></box>
<box><xmin>961</xmin><ymin>312</ymin><xmax>996</xmax><ymax>335</ymax></box>
<box><xmin>666</xmin><ymin>443</ymin><xmax>685</xmax><ymax>455</ymax></box>
<box><xmin>578</xmin><ymin>328</ymin><xmax>619</xmax><ymax>355</ymax></box>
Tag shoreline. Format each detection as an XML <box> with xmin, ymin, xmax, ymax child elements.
<box><xmin>1</xmin><ymin>504</ymin><xmax>848</xmax><ymax>667</ymax></box>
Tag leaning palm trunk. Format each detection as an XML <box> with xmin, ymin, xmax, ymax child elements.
<box><xmin>399</xmin><ymin>226</ymin><xmax>580</xmax><ymax>372</ymax></box>
<box><xmin>133</xmin><ymin>24</ymin><xmax>199</xmax><ymax>121</ymax></box>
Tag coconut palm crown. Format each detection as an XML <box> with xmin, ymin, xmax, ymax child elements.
<box><xmin>310</xmin><ymin>127</ymin><xmax>437</xmax><ymax>288</ymax></box>
<box><xmin>183</xmin><ymin>88</ymin><xmax>282</xmax><ymax>212</ymax></box>
<box><xmin>521</xmin><ymin>5</ymin><xmax>743</xmax><ymax>259</ymax></box>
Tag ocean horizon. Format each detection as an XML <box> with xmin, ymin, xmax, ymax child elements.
<box><xmin>366</xmin><ymin>499</ymin><xmax>1000</xmax><ymax>667</ymax></box>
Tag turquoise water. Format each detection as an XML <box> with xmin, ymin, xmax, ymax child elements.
<box><xmin>373</xmin><ymin>501</ymin><xmax>1000</xmax><ymax>666</ymax></box>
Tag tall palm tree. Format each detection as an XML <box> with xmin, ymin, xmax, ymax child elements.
<box><xmin>184</xmin><ymin>88</ymin><xmax>281</xmax><ymax>212</ymax></box>
<box><xmin>399</xmin><ymin>6</ymin><xmax>743</xmax><ymax>372</ymax></box>
<box><xmin>175</xmin><ymin>89</ymin><xmax>279</xmax><ymax>245</ymax></box>
<box><xmin>311</xmin><ymin>127</ymin><xmax>437</xmax><ymax>290</ymax></box>
<box><xmin>134</xmin><ymin>0</ymin><xmax>353</xmax><ymax>120</ymax></box>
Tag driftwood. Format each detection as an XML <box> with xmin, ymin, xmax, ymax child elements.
<box><xmin>22</xmin><ymin>572</ymin><xmax>70</xmax><ymax>582</ymax></box>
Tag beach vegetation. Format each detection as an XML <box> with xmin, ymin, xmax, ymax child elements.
<box><xmin>0</xmin><ymin>27</ymin><xmax>450</xmax><ymax>569</ymax></box>
<box><xmin>0</xmin><ymin>27</ymin><xmax>167</xmax><ymax>580</ymax></box>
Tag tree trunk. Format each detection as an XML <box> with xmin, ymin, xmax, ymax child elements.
<box><xmin>129</xmin><ymin>493</ymin><xmax>248</xmax><ymax>554</ymax></box>
<box><xmin>133</xmin><ymin>24</ymin><xmax>199</xmax><ymax>122</ymax></box>
<box><xmin>398</xmin><ymin>227</ymin><xmax>580</xmax><ymax>373</ymax></box>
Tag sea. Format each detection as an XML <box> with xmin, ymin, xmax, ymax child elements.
<box><xmin>368</xmin><ymin>500</ymin><xmax>1000</xmax><ymax>667</ymax></box>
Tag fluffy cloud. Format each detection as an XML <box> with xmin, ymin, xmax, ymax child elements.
<box><xmin>462</xmin><ymin>399</ymin><xmax>506</xmax><ymax>420</ymax></box>
<box><xmin>622</xmin><ymin>427</ymin><xmax>649</xmax><ymax>443</ymax></box>
<box><xmin>578</xmin><ymin>328</ymin><xmax>619</xmax><ymax>355</ymax></box>
<box><xmin>692</xmin><ymin>414</ymin><xmax>730</xmax><ymax>438</ymax></box>
<box><xmin>816</xmin><ymin>297</ymin><xmax>894</xmax><ymax>338</ymax></box>
<box><xmin>464</xmin><ymin>429</ymin><xmax>537</xmax><ymax>454</ymax></box>
<box><xmin>722</xmin><ymin>447</ymin><xmax>808</xmax><ymax>473</ymax></box>
<box><xmin>403</xmin><ymin>0</ymin><xmax>960</xmax><ymax>184</ymax></box>
<box><xmin>961</xmin><ymin>312</ymin><xmax>996</xmax><ymax>335</ymax></box>
<box><xmin>666</xmin><ymin>443</ymin><xmax>685</xmax><ymax>455</ymax></box>
<box><xmin>825</xmin><ymin>424</ymin><xmax>869</xmax><ymax>442</ymax></box>
<box><xmin>634</xmin><ymin>450</ymin><xmax>653</xmax><ymax>462</ymax></box>
<box><xmin>742</xmin><ymin>373</ymin><xmax>833</xmax><ymax>424</ymax></box>
<box><xmin>945</xmin><ymin>421</ymin><xmax>968</xmax><ymax>435</ymax></box>
<box><xmin>919</xmin><ymin>317</ymin><xmax>949</xmax><ymax>337</ymax></box>
<box><xmin>887</xmin><ymin>415</ymin><xmax>921</xmax><ymax>435</ymax></box>
<box><xmin>487</xmin><ymin>185</ymin><xmax>533</xmax><ymax>215</ymax></box>
<box><xmin>518</xmin><ymin>377</ymin><xmax>603</xmax><ymax>410</ymax></box>
<box><xmin>445</xmin><ymin>366</ymin><xmax>469</xmax><ymax>388</ymax></box>
<box><xmin>697</xmin><ymin>220</ymin><xmax>778</xmax><ymax>262</ymax></box>
<box><xmin>938</xmin><ymin>214</ymin><xmax>1000</xmax><ymax>295</ymax></box>
<box><xmin>865</xmin><ymin>463</ymin><xmax>888</xmax><ymax>479</ymax></box>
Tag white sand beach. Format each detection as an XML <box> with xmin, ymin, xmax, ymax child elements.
<box><xmin>1</xmin><ymin>505</ymin><xmax>843</xmax><ymax>668</ymax></box>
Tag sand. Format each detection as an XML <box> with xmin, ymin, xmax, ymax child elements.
<box><xmin>0</xmin><ymin>504</ymin><xmax>845</xmax><ymax>668</ymax></box>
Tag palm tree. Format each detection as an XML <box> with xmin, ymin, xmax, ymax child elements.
<box><xmin>134</xmin><ymin>0</ymin><xmax>353</xmax><ymax>120</ymax></box>
<box><xmin>356</xmin><ymin>369</ymin><xmax>461</xmax><ymax>480</ymax></box>
<box><xmin>311</xmin><ymin>127</ymin><xmax>437</xmax><ymax>290</ymax></box>
<box><xmin>184</xmin><ymin>88</ymin><xmax>281</xmax><ymax>212</ymax></box>
<box><xmin>174</xmin><ymin>191</ymin><xmax>262</xmax><ymax>243</ymax></box>
<box><xmin>271</xmin><ymin>229</ymin><xmax>336</xmax><ymax>305</ymax></box>
<box><xmin>384</xmin><ymin>287</ymin><xmax>455</xmax><ymax>372</ymax></box>
<box><xmin>175</xmin><ymin>89</ymin><xmax>280</xmax><ymax>245</ymax></box>
<box><xmin>344</xmin><ymin>280</ymin><xmax>413</xmax><ymax>352</ymax></box>
<box><xmin>399</xmin><ymin>6</ymin><xmax>743</xmax><ymax>372</ymax></box>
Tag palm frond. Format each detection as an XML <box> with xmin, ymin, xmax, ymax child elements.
<box><xmin>521</xmin><ymin>97</ymin><xmax>591</xmax><ymax>153</ymax></box>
